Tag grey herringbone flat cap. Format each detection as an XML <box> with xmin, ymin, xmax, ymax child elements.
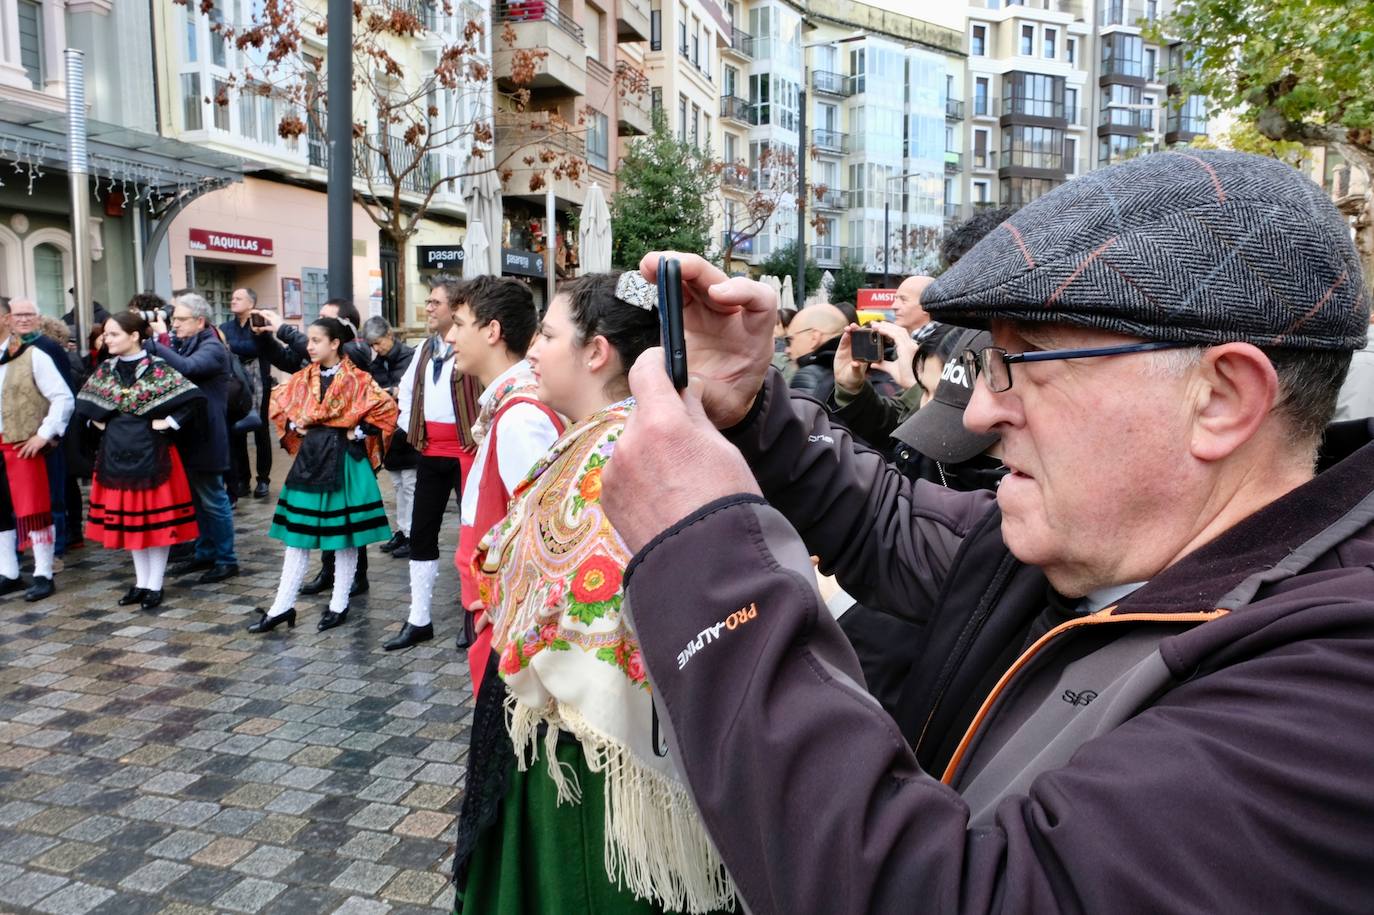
<box><xmin>923</xmin><ymin>151</ymin><xmax>1370</xmax><ymax>350</ymax></box>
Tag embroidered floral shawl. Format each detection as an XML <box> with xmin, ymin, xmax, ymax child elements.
<box><xmin>76</xmin><ymin>355</ymin><xmax>204</xmax><ymax>419</ymax></box>
<box><xmin>476</xmin><ymin>400</ymin><xmax>737</xmax><ymax>914</ymax></box>
<box><xmin>269</xmin><ymin>361</ymin><xmax>399</xmax><ymax>468</ymax></box>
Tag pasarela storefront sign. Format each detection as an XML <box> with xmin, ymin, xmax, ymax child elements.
<box><xmin>189</xmin><ymin>229</ymin><xmax>275</xmax><ymax>257</ymax></box>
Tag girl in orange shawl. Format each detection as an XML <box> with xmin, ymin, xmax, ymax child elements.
<box><xmin>250</xmin><ymin>317</ymin><xmax>398</xmax><ymax>634</ymax></box>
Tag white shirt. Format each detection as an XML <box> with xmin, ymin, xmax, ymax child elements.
<box><xmin>460</xmin><ymin>361</ymin><xmax>561</xmax><ymax>527</ymax></box>
<box><xmin>397</xmin><ymin>337</ymin><xmax>457</xmax><ymax>433</ymax></box>
<box><xmin>1334</xmin><ymin>327</ymin><xmax>1374</xmax><ymax>421</ymax></box>
<box><xmin>0</xmin><ymin>337</ymin><xmax>75</xmax><ymax>441</ymax></box>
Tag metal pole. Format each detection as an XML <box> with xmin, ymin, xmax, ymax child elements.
<box><xmin>545</xmin><ymin>185</ymin><xmax>555</xmax><ymax>305</ymax></box>
<box><xmin>65</xmin><ymin>49</ymin><xmax>93</xmax><ymax>345</ymax></box>
<box><xmin>796</xmin><ymin>85</ymin><xmax>806</xmax><ymax>305</ymax></box>
<box><xmin>327</xmin><ymin>0</ymin><xmax>353</xmax><ymax>303</ymax></box>
<box><xmin>882</xmin><ymin>200</ymin><xmax>889</xmax><ymax>288</ymax></box>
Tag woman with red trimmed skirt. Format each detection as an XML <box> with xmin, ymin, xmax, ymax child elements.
<box><xmin>76</xmin><ymin>312</ymin><xmax>205</xmax><ymax>610</ymax></box>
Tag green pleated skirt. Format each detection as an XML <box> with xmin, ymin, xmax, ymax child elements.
<box><xmin>457</xmin><ymin>740</ymin><xmax>735</xmax><ymax>915</ymax></box>
<box><xmin>268</xmin><ymin>452</ymin><xmax>391</xmax><ymax>550</ymax></box>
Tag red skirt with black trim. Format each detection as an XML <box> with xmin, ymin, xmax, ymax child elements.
<box><xmin>86</xmin><ymin>448</ymin><xmax>199</xmax><ymax>550</ymax></box>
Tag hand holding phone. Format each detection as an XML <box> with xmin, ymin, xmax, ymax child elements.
<box><xmin>849</xmin><ymin>328</ymin><xmax>895</xmax><ymax>364</ymax></box>
<box><xmin>657</xmin><ymin>257</ymin><xmax>688</xmax><ymax>390</ymax></box>
<box><xmin>249</xmin><ymin>311</ymin><xmax>267</xmax><ymax>329</ymax></box>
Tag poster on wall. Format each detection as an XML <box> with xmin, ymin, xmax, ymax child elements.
<box><xmin>281</xmin><ymin>277</ymin><xmax>303</xmax><ymax>319</ymax></box>
<box><xmin>368</xmin><ymin>269</ymin><xmax>383</xmax><ymax>317</ymax></box>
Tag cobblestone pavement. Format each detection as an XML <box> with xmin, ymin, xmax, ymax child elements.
<box><xmin>0</xmin><ymin>479</ymin><xmax>473</xmax><ymax>914</ymax></box>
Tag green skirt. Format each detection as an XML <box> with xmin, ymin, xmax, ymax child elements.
<box><xmin>457</xmin><ymin>740</ymin><xmax>735</xmax><ymax>915</ymax></box>
<box><xmin>268</xmin><ymin>452</ymin><xmax>391</xmax><ymax>550</ymax></box>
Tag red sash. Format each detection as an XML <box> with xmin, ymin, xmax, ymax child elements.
<box><xmin>421</xmin><ymin>421</ymin><xmax>466</xmax><ymax>459</ymax></box>
<box><xmin>458</xmin><ymin>396</ymin><xmax>563</xmax><ymax>695</ymax></box>
<box><xmin>0</xmin><ymin>442</ymin><xmax>52</xmax><ymax>547</ymax></box>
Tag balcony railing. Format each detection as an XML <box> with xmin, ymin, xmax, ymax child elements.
<box><xmin>355</xmin><ymin>133</ymin><xmax>437</xmax><ymax>195</ymax></box>
<box><xmin>943</xmin><ymin>202</ymin><xmax>961</xmax><ymax>221</ymax></box>
<box><xmin>721</xmin><ymin>169</ymin><xmax>754</xmax><ymax>191</ymax></box>
<box><xmin>1100</xmin><ymin>107</ymin><xmax>1155</xmax><ymax>131</ymax></box>
<box><xmin>811</xmin><ymin>70</ymin><xmax>849</xmax><ymax>97</ymax></box>
<box><xmin>811</xmin><ymin>243</ymin><xmax>839</xmax><ymax>264</ymax></box>
<box><xmin>1098</xmin><ymin>1</ymin><xmax>1159</xmax><ymax>28</ymax></box>
<box><xmin>944</xmin><ymin>151</ymin><xmax>962</xmax><ymax>173</ymax></box>
<box><xmin>946</xmin><ymin>98</ymin><xmax>964</xmax><ymax>120</ymax></box>
<box><xmin>726</xmin><ymin>26</ymin><xmax>753</xmax><ymax>58</ymax></box>
<box><xmin>813</xmin><ymin>188</ymin><xmax>844</xmax><ymax>210</ymax></box>
<box><xmin>1101</xmin><ymin>56</ymin><xmax>1147</xmax><ymax>80</ymax></box>
<box><xmin>811</xmin><ymin>128</ymin><xmax>848</xmax><ymax>154</ymax></box>
<box><xmin>719</xmin><ymin>95</ymin><xmax>750</xmax><ymax>124</ymax></box>
<box><xmin>972</xmin><ymin>149</ymin><xmax>999</xmax><ymax>170</ymax></box>
<box><xmin>998</xmin><ymin>97</ymin><xmax>1068</xmax><ymax>120</ymax></box>
<box><xmin>495</xmin><ymin>1</ymin><xmax>585</xmax><ymax>42</ymax></box>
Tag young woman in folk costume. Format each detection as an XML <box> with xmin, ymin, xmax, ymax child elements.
<box><xmin>452</xmin><ymin>272</ymin><xmax>738</xmax><ymax>915</ymax></box>
<box><xmin>250</xmin><ymin>317</ymin><xmax>398</xmax><ymax>634</ymax></box>
<box><xmin>75</xmin><ymin>312</ymin><xmax>205</xmax><ymax>610</ymax></box>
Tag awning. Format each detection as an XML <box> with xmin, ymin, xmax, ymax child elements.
<box><xmin>0</xmin><ymin>99</ymin><xmax>258</xmax><ymax>200</ymax></box>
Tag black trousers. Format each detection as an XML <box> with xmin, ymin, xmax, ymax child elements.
<box><xmin>409</xmin><ymin>454</ymin><xmax>464</xmax><ymax>562</ymax></box>
<box><xmin>231</xmin><ymin>393</ymin><xmax>272</xmax><ymax>487</ymax></box>
<box><xmin>320</xmin><ymin>545</ymin><xmax>368</xmax><ymax>579</ymax></box>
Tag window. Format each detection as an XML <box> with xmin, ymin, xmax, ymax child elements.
<box><xmin>208</xmin><ymin>5</ymin><xmax>227</xmax><ymax>68</ymax></box>
<box><xmin>692</xmin><ymin>18</ymin><xmax>700</xmax><ymax>64</ymax></box>
<box><xmin>651</xmin><ymin>87</ymin><xmax>663</xmax><ymax>113</ymax></box>
<box><xmin>1064</xmin><ymin>136</ymin><xmax>1079</xmax><ymax>174</ymax></box>
<box><xmin>1142</xmin><ymin>94</ymin><xmax>1156</xmax><ymax>132</ymax></box>
<box><xmin>1102</xmin><ymin>34</ymin><xmax>1144</xmax><ymax>79</ymax></box>
<box><xmin>1043</xmin><ymin>27</ymin><xmax>1056</xmax><ymax>59</ymax></box>
<box><xmin>691</xmin><ymin>103</ymin><xmax>700</xmax><ymax>146</ymax></box>
<box><xmin>33</xmin><ymin>244</ymin><xmax>66</xmax><ymax>318</ymax></box>
<box><xmin>971</xmin><ymin>24</ymin><xmax>986</xmax><ymax>57</ymax></box>
<box><xmin>723</xmin><ymin>65</ymin><xmax>739</xmax><ymax>99</ymax></box>
<box><xmin>678</xmin><ymin>94</ymin><xmax>688</xmax><ymax>140</ymax></box>
<box><xmin>1066</xmin><ymin>37</ymin><xmax>1076</xmax><ymax>65</ymax></box>
<box><xmin>678</xmin><ymin>7</ymin><xmax>688</xmax><ymax>54</ymax></box>
<box><xmin>182</xmin><ymin>73</ymin><xmax>203</xmax><ymax>130</ymax></box>
<box><xmin>650</xmin><ymin>9</ymin><xmax>661</xmax><ymax>50</ymax></box>
<box><xmin>1065</xmin><ymin>86</ymin><xmax>1078</xmax><ymax>124</ymax></box>
<box><xmin>724</xmin><ymin>132</ymin><xmax>737</xmax><ymax>164</ymax></box>
<box><xmin>1145</xmin><ymin>48</ymin><xmax>1157</xmax><ymax>82</ymax></box>
<box><xmin>1101</xmin><ymin>84</ymin><xmax>1145</xmax><ymax>129</ymax></box>
<box><xmin>587</xmin><ymin>110</ymin><xmax>609</xmax><ymax>169</ymax></box>
<box><xmin>974</xmin><ymin>128</ymin><xmax>989</xmax><ymax>167</ymax></box>
<box><xmin>1000</xmin><ymin>176</ymin><xmax>1061</xmax><ymax>207</ymax></box>
<box><xmin>184</xmin><ymin>7</ymin><xmax>198</xmax><ymax>63</ymax></box>
<box><xmin>17</xmin><ymin>0</ymin><xmax>43</xmax><ymax>87</ymax></box>
<box><xmin>849</xmin><ymin>48</ymin><xmax>866</xmax><ymax>94</ymax></box>
<box><xmin>974</xmin><ymin>77</ymin><xmax>989</xmax><ymax>116</ymax></box>
<box><xmin>586</xmin><ymin>4</ymin><xmax>604</xmax><ymax>63</ymax></box>
<box><xmin>1020</xmin><ymin>25</ymin><xmax>1034</xmax><ymax>56</ymax></box>
<box><xmin>1098</xmin><ymin>133</ymin><xmax>1140</xmax><ymax>165</ymax></box>
<box><xmin>213</xmin><ymin>79</ymin><xmax>231</xmax><ymax>131</ymax></box>
<box><xmin>1001</xmin><ymin>124</ymin><xmax>1065</xmax><ymax>170</ymax></box>
<box><xmin>1003</xmin><ymin>72</ymin><xmax>1065</xmax><ymax>119</ymax></box>
<box><xmin>973</xmin><ymin>180</ymin><xmax>990</xmax><ymax>203</ymax></box>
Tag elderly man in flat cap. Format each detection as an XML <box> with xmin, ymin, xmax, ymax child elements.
<box><xmin>599</xmin><ymin>151</ymin><xmax>1374</xmax><ymax>913</ymax></box>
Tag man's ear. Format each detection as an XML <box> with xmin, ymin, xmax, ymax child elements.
<box><xmin>486</xmin><ymin>319</ymin><xmax>504</xmax><ymax>348</ymax></box>
<box><xmin>1190</xmin><ymin>343</ymin><xmax>1279</xmax><ymax>463</ymax></box>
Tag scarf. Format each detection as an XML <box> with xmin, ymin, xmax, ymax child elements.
<box><xmin>476</xmin><ymin>400</ymin><xmax>737</xmax><ymax>914</ymax></box>
<box><xmin>76</xmin><ymin>354</ymin><xmax>204</xmax><ymax>419</ymax></box>
<box><xmin>406</xmin><ymin>335</ymin><xmax>480</xmax><ymax>454</ymax></box>
<box><xmin>269</xmin><ymin>360</ymin><xmax>399</xmax><ymax>468</ymax></box>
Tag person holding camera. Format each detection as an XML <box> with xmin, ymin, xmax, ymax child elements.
<box><xmin>221</xmin><ymin>287</ymin><xmax>273</xmax><ymax>500</ymax></box>
<box><xmin>363</xmin><ymin>316</ymin><xmax>418</xmax><ymax>558</ymax></box>
<box><xmin>783</xmin><ymin>303</ymin><xmax>847</xmax><ymax>404</ymax></box>
<box><xmin>601</xmin><ymin>151</ymin><xmax>1374</xmax><ymax>913</ymax></box>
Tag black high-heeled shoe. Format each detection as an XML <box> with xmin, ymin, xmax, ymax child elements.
<box><xmin>118</xmin><ymin>586</ymin><xmax>148</xmax><ymax>607</ymax></box>
<box><xmin>317</xmin><ymin>605</ymin><xmax>349</xmax><ymax>632</ymax></box>
<box><xmin>140</xmin><ymin>589</ymin><xmax>164</xmax><ymax>610</ymax></box>
<box><xmin>247</xmin><ymin>607</ymin><xmax>296</xmax><ymax>633</ymax></box>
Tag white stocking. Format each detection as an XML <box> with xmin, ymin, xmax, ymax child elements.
<box><xmin>131</xmin><ymin>549</ymin><xmax>151</xmax><ymax>589</ymax></box>
<box><xmin>270</xmin><ymin>546</ymin><xmax>311</xmax><ymax>617</ymax></box>
<box><xmin>31</xmin><ymin>529</ymin><xmax>54</xmax><ymax>579</ymax></box>
<box><xmin>144</xmin><ymin>546</ymin><xmax>171</xmax><ymax>591</ymax></box>
<box><xmin>1</xmin><ymin>529</ymin><xmax>21</xmax><ymax>580</ymax></box>
<box><xmin>407</xmin><ymin>559</ymin><xmax>438</xmax><ymax>627</ymax></box>
<box><xmin>330</xmin><ymin>547</ymin><xmax>357</xmax><ymax>614</ymax></box>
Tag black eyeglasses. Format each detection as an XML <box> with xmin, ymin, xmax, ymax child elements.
<box><xmin>961</xmin><ymin>341</ymin><xmax>1194</xmax><ymax>393</ymax></box>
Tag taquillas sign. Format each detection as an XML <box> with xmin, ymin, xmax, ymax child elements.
<box><xmin>189</xmin><ymin>229</ymin><xmax>274</xmax><ymax>258</ymax></box>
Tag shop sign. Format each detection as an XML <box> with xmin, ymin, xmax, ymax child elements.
<box><xmin>418</xmin><ymin>245</ymin><xmax>466</xmax><ymax>270</ymax></box>
<box><xmin>502</xmin><ymin>247</ymin><xmax>545</xmax><ymax>279</ymax></box>
<box><xmin>856</xmin><ymin>288</ymin><xmax>898</xmax><ymax>310</ymax></box>
<box><xmin>189</xmin><ymin>228</ymin><xmax>274</xmax><ymax>257</ymax></box>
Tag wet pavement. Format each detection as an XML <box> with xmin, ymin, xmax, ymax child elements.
<box><xmin>0</xmin><ymin>479</ymin><xmax>472</xmax><ymax>914</ymax></box>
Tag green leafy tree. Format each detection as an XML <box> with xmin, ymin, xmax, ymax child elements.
<box><xmin>759</xmin><ymin>241</ymin><xmax>822</xmax><ymax>307</ymax></box>
<box><xmin>611</xmin><ymin>110</ymin><xmax>717</xmax><ymax>268</ymax></box>
<box><xmin>826</xmin><ymin>259</ymin><xmax>868</xmax><ymax>309</ymax></box>
<box><xmin>1152</xmin><ymin>0</ymin><xmax>1374</xmax><ymax>287</ymax></box>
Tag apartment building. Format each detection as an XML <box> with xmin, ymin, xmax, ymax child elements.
<box><xmin>151</xmin><ymin>0</ymin><xmax>494</xmax><ymax>328</ymax></box>
<box><xmin>706</xmin><ymin>0</ymin><xmax>964</xmax><ymax>285</ymax></box>
<box><xmin>952</xmin><ymin>0</ymin><xmax>1209</xmax><ymax>223</ymax></box>
<box><xmin>493</xmin><ymin>0</ymin><xmax>651</xmax><ymax>306</ymax></box>
<box><xmin>0</xmin><ymin>1</ymin><xmax>247</xmax><ymax>316</ymax></box>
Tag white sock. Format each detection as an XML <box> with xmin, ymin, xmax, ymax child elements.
<box><xmin>31</xmin><ymin>529</ymin><xmax>54</xmax><ymax>579</ymax></box>
<box><xmin>145</xmin><ymin>546</ymin><xmax>171</xmax><ymax>591</ymax></box>
<box><xmin>330</xmin><ymin>547</ymin><xmax>357</xmax><ymax>614</ymax></box>
<box><xmin>0</xmin><ymin>530</ymin><xmax>18</xmax><ymax>580</ymax></box>
<box><xmin>407</xmin><ymin>559</ymin><xmax>438</xmax><ymax>627</ymax></box>
<box><xmin>131</xmin><ymin>549</ymin><xmax>150</xmax><ymax>589</ymax></box>
<box><xmin>270</xmin><ymin>547</ymin><xmax>311</xmax><ymax>617</ymax></box>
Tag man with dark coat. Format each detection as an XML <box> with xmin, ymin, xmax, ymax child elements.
<box><xmin>146</xmin><ymin>293</ymin><xmax>239</xmax><ymax>583</ymax></box>
<box><xmin>603</xmin><ymin>152</ymin><xmax>1374</xmax><ymax>913</ymax></box>
<box><xmin>785</xmin><ymin>303</ymin><xmax>847</xmax><ymax>404</ymax></box>
<box><xmin>220</xmin><ymin>287</ymin><xmax>273</xmax><ymax>499</ymax></box>
<box><xmin>364</xmin><ymin>316</ymin><xmax>418</xmax><ymax>557</ymax></box>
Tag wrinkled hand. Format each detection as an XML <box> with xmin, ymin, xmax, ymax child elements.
<box><xmin>254</xmin><ymin>309</ymin><xmax>284</xmax><ymax>334</ymax></box>
<box><xmin>602</xmin><ymin>348</ymin><xmax>761</xmax><ymax>553</ymax></box>
<box><xmin>149</xmin><ymin>317</ymin><xmax>168</xmax><ymax>336</ymax></box>
<box><xmin>833</xmin><ymin>325</ymin><xmax>871</xmax><ymax>395</ymax></box>
<box><xmin>639</xmin><ymin>252</ymin><xmax>777</xmax><ymax>429</ymax></box>
<box><xmin>17</xmin><ymin>434</ymin><xmax>49</xmax><ymax>459</ymax></box>
<box><xmin>872</xmin><ymin>321</ymin><xmax>918</xmax><ymax>390</ymax></box>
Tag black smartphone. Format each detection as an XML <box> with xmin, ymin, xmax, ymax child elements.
<box><xmin>657</xmin><ymin>256</ymin><xmax>688</xmax><ymax>390</ymax></box>
<box><xmin>249</xmin><ymin>312</ymin><xmax>267</xmax><ymax>329</ymax></box>
<box><xmin>850</xmin><ymin>328</ymin><xmax>895</xmax><ymax>363</ymax></box>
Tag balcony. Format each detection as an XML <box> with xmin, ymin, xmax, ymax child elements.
<box><xmin>943</xmin><ymin>201</ymin><xmax>961</xmax><ymax>223</ymax></box>
<box><xmin>1100</xmin><ymin>57</ymin><xmax>1147</xmax><ymax>82</ymax></box>
<box><xmin>1098</xmin><ymin>1</ymin><xmax>1159</xmax><ymax>28</ymax></box>
<box><xmin>723</xmin><ymin>26</ymin><xmax>753</xmax><ymax>59</ymax></box>
<box><xmin>944</xmin><ymin>151</ymin><xmax>962</xmax><ymax>174</ymax></box>
<box><xmin>721</xmin><ymin>230</ymin><xmax>755</xmax><ymax>257</ymax></box>
<box><xmin>811</xmin><ymin>128</ymin><xmax>848</xmax><ymax>155</ymax></box>
<box><xmin>616</xmin><ymin>0</ymin><xmax>650</xmax><ymax>43</ymax></box>
<box><xmin>998</xmin><ymin>97</ymin><xmax>1068</xmax><ymax>124</ymax></box>
<box><xmin>946</xmin><ymin>98</ymin><xmax>964</xmax><ymax>120</ymax></box>
<box><xmin>1099</xmin><ymin>107</ymin><xmax>1155</xmax><ymax>134</ymax></box>
<box><xmin>811</xmin><ymin>70</ymin><xmax>850</xmax><ymax>97</ymax></box>
<box><xmin>354</xmin><ymin>133</ymin><xmax>437</xmax><ymax>195</ymax></box>
<box><xmin>971</xmin><ymin>150</ymin><xmax>999</xmax><ymax>171</ymax></box>
<box><xmin>617</xmin><ymin>62</ymin><xmax>651</xmax><ymax>135</ymax></box>
<box><xmin>720</xmin><ymin>95</ymin><xmax>751</xmax><ymax>125</ymax></box>
<box><xmin>494</xmin><ymin>111</ymin><xmax>587</xmax><ymax>207</ymax></box>
<box><xmin>811</xmin><ymin>243</ymin><xmax>840</xmax><ymax>265</ymax></box>
<box><xmin>1165</xmin><ymin>114</ymin><xmax>1208</xmax><ymax>145</ymax></box>
<box><xmin>813</xmin><ymin>188</ymin><xmax>844</xmax><ymax>210</ymax></box>
<box><xmin>494</xmin><ymin>2</ymin><xmax>587</xmax><ymax>96</ymax></box>
<box><xmin>721</xmin><ymin>168</ymin><xmax>755</xmax><ymax>192</ymax></box>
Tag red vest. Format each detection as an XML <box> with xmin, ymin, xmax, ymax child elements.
<box><xmin>457</xmin><ymin>396</ymin><xmax>564</xmax><ymax>695</ymax></box>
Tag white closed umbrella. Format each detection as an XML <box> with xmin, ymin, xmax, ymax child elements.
<box><xmin>578</xmin><ymin>182</ymin><xmax>612</xmax><ymax>275</ymax></box>
<box><xmin>463</xmin><ymin>221</ymin><xmax>491</xmax><ymax>278</ymax></box>
<box><xmin>463</xmin><ymin>160</ymin><xmax>504</xmax><ymax>277</ymax></box>
<box><xmin>762</xmin><ymin>274</ymin><xmax>782</xmax><ymax>296</ymax></box>
<box><xmin>780</xmin><ymin>274</ymin><xmax>796</xmax><ymax>311</ymax></box>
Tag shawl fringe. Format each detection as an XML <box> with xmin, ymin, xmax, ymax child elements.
<box><xmin>507</xmin><ymin>696</ymin><xmax>738</xmax><ymax>915</ymax></box>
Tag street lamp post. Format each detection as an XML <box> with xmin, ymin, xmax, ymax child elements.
<box><xmin>796</xmin><ymin>85</ymin><xmax>806</xmax><ymax>305</ymax></box>
<box><xmin>881</xmin><ymin>169</ymin><xmax>929</xmax><ymax>288</ymax></box>
<box><xmin>326</xmin><ymin>0</ymin><xmax>353</xmax><ymax>303</ymax></box>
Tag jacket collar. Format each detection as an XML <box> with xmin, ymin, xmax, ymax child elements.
<box><xmin>797</xmin><ymin>335</ymin><xmax>842</xmax><ymax>369</ymax></box>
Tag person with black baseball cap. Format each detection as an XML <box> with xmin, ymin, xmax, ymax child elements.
<box><xmin>597</xmin><ymin>150</ymin><xmax>1374</xmax><ymax>912</ymax></box>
